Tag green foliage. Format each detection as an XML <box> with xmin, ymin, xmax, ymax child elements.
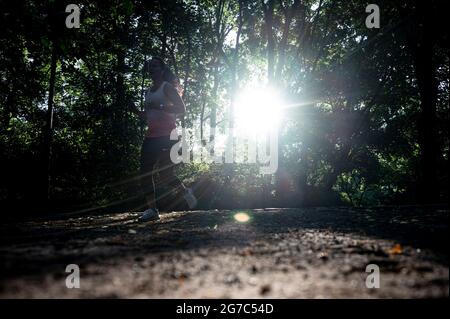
<box><xmin>0</xmin><ymin>0</ymin><xmax>448</xmax><ymax>215</ymax></box>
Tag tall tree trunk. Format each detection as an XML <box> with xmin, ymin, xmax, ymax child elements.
<box><xmin>273</xmin><ymin>0</ymin><xmax>299</xmax><ymax>204</ymax></box>
<box><xmin>116</xmin><ymin>16</ymin><xmax>129</xmax><ymax>156</ymax></box>
<box><xmin>410</xmin><ymin>2</ymin><xmax>439</xmax><ymax>203</ymax></box>
<box><xmin>262</xmin><ymin>0</ymin><xmax>276</xmax><ymax>85</ymax></box>
<box><xmin>260</xmin><ymin>0</ymin><xmax>277</xmax><ymax>205</ymax></box>
<box><xmin>210</xmin><ymin>65</ymin><xmax>219</xmax><ymax>150</ymax></box>
<box><xmin>182</xmin><ymin>34</ymin><xmax>192</xmax><ymax>101</ymax></box>
<box><xmin>116</xmin><ymin>48</ymin><xmax>126</xmax><ymax>140</ymax></box>
<box><xmin>180</xmin><ymin>34</ymin><xmax>191</xmax><ymax>128</ymax></box>
<box><xmin>275</xmin><ymin>0</ymin><xmax>299</xmax><ymax>82</ymax></box>
<box><xmin>43</xmin><ymin>40</ymin><xmax>58</xmax><ymax>201</ymax></box>
<box><xmin>229</xmin><ymin>0</ymin><xmax>243</xmax><ymax>130</ymax></box>
<box><xmin>208</xmin><ymin>0</ymin><xmax>226</xmax><ymax>154</ymax></box>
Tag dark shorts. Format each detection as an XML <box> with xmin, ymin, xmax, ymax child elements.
<box><xmin>140</xmin><ymin>136</ymin><xmax>178</xmax><ymax>168</ymax></box>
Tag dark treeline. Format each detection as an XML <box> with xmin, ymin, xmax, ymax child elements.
<box><xmin>0</xmin><ymin>0</ymin><xmax>448</xmax><ymax>217</ymax></box>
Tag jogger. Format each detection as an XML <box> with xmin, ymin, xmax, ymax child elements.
<box><xmin>136</xmin><ymin>56</ymin><xmax>197</xmax><ymax>222</ymax></box>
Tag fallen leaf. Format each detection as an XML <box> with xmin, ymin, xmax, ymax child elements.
<box><xmin>388</xmin><ymin>244</ymin><xmax>403</xmax><ymax>255</ymax></box>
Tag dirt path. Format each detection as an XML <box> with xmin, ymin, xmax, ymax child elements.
<box><xmin>0</xmin><ymin>207</ymin><xmax>448</xmax><ymax>298</ymax></box>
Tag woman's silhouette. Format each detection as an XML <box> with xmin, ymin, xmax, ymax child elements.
<box><xmin>136</xmin><ymin>57</ymin><xmax>197</xmax><ymax>221</ymax></box>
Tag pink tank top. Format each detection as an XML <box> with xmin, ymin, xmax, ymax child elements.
<box><xmin>144</xmin><ymin>82</ymin><xmax>176</xmax><ymax>137</ymax></box>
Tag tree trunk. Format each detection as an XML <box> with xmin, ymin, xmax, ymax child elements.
<box><xmin>410</xmin><ymin>2</ymin><xmax>439</xmax><ymax>203</ymax></box>
<box><xmin>229</xmin><ymin>0</ymin><xmax>243</xmax><ymax>130</ymax></box>
<box><xmin>43</xmin><ymin>40</ymin><xmax>58</xmax><ymax>201</ymax></box>
<box><xmin>275</xmin><ymin>0</ymin><xmax>299</xmax><ymax>82</ymax></box>
<box><xmin>262</xmin><ymin>0</ymin><xmax>275</xmax><ymax>84</ymax></box>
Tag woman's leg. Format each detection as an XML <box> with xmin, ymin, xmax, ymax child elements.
<box><xmin>154</xmin><ymin>140</ymin><xmax>187</xmax><ymax>211</ymax></box>
<box><xmin>157</xmin><ymin>155</ymin><xmax>197</xmax><ymax>210</ymax></box>
<box><xmin>158</xmin><ymin>155</ymin><xmax>185</xmax><ymax>190</ymax></box>
<box><xmin>140</xmin><ymin>138</ymin><xmax>159</xmax><ymax>210</ymax></box>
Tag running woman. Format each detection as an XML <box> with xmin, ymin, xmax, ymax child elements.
<box><xmin>137</xmin><ymin>57</ymin><xmax>197</xmax><ymax>222</ymax></box>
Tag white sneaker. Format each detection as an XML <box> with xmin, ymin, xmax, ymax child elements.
<box><xmin>183</xmin><ymin>187</ymin><xmax>197</xmax><ymax>209</ymax></box>
<box><xmin>139</xmin><ymin>208</ymin><xmax>160</xmax><ymax>222</ymax></box>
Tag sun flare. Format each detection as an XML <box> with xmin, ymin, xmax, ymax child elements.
<box><xmin>233</xmin><ymin>212</ymin><xmax>251</xmax><ymax>223</ymax></box>
<box><xmin>234</xmin><ymin>86</ymin><xmax>283</xmax><ymax>135</ymax></box>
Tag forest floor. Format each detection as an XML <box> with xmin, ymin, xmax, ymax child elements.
<box><xmin>0</xmin><ymin>206</ymin><xmax>448</xmax><ymax>298</ymax></box>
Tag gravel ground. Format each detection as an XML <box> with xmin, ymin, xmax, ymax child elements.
<box><xmin>0</xmin><ymin>206</ymin><xmax>448</xmax><ymax>298</ymax></box>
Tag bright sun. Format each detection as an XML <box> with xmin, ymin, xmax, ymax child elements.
<box><xmin>234</xmin><ymin>86</ymin><xmax>283</xmax><ymax>135</ymax></box>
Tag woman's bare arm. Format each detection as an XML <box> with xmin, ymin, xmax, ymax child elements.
<box><xmin>162</xmin><ymin>83</ymin><xmax>186</xmax><ymax>114</ymax></box>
